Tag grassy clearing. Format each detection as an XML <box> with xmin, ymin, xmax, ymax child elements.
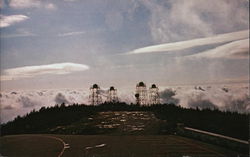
<box><xmin>51</xmin><ymin>111</ymin><xmax>163</xmax><ymax>135</ymax></box>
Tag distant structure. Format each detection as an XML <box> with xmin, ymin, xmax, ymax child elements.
<box><xmin>88</xmin><ymin>82</ymin><xmax>160</xmax><ymax>105</ymax></box>
<box><xmin>135</xmin><ymin>82</ymin><xmax>148</xmax><ymax>105</ymax></box>
<box><xmin>89</xmin><ymin>84</ymin><xmax>102</xmax><ymax>105</ymax></box>
<box><xmin>148</xmin><ymin>84</ymin><xmax>160</xmax><ymax>105</ymax></box>
<box><xmin>107</xmin><ymin>86</ymin><xmax>118</xmax><ymax>103</ymax></box>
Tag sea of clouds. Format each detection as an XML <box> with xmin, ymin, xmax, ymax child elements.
<box><xmin>0</xmin><ymin>84</ymin><xmax>249</xmax><ymax>123</ymax></box>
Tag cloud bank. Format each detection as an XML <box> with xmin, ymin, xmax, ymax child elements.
<box><xmin>0</xmin><ymin>14</ymin><xmax>29</xmax><ymax>28</ymax></box>
<box><xmin>1</xmin><ymin>84</ymin><xmax>249</xmax><ymax>123</ymax></box>
<box><xmin>1</xmin><ymin>63</ymin><xmax>89</xmax><ymax>81</ymax></box>
<box><xmin>0</xmin><ymin>89</ymin><xmax>89</xmax><ymax>123</ymax></box>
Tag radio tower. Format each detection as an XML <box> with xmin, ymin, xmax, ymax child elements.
<box><xmin>107</xmin><ymin>86</ymin><xmax>118</xmax><ymax>103</ymax></box>
<box><xmin>89</xmin><ymin>84</ymin><xmax>102</xmax><ymax>105</ymax></box>
<box><xmin>135</xmin><ymin>81</ymin><xmax>148</xmax><ymax>105</ymax></box>
<box><xmin>149</xmin><ymin>84</ymin><xmax>160</xmax><ymax>105</ymax></box>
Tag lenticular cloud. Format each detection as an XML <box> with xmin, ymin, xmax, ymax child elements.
<box><xmin>0</xmin><ymin>14</ymin><xmax>29</xmax><ymax>28</ymax></box>
<box><xmin>127</xmin><ymin>30</ymin><xmax>249</xmax><ymax>55</ymax></box>
<box><xmin>1</xmin><ymin>63</ymin><xmax>90</xmax><ymax>81</ymax></box>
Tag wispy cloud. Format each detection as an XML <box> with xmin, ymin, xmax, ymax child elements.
<box><xmin>126</xmin><ymin>30</ymin><xmax>249</xmax><ymax>54</ymax></box>
<box><xmin>64</xmin><ymin>0</ymin><xmax>79</xmax><ymax>2</ymax></box>
<box><xmin>8</xmin><ymin>0</ymin><xmax>56</xmax><ymax>10</ymax></box>
<box><xmin>58</xmin><ymin>31</ymin><xmax>85</xmax><ymax>37</ymax></box>
<box><xmin>1</xmin><ymin>29</ymin><xmax>36</xmax><ymax>38</ymax></box>
<box><xmin>9</xmin><ymin>0</ymin><xmax>41</xmax><ymax>8</ymax></box>
<box><xmin>141</xmin><ymin>0</ymin><xmax>249</xmax><ymax>43</ymax></box>
<box><xmin>1</xmin><ymin>63</ymin><xmax>89</xmax><ymax>81</ymax></box>
<box><xmin>0</xmin><ymin>14</ymin><xmax>29</xmax><ymax>28</ymax></box>
<box><xmin>44</xmin><ymin>3</ymin><xmax>57</xmax><ymax>10</ymax></box>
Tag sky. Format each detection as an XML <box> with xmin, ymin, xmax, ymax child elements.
<box><xmin>0</xmin><ymin>0</ymin><xmax>249</xmax><ymax>91</ymax></box>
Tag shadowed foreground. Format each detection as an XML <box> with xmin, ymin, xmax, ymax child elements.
<box><xmin>0</xmin><ymin>134</ymin><xmax>240</xmax><ymax>157</ymax></box>
<box><xmin>0</xmin><ymin>135</ymin><xmax>63</xmax><ymax>157</ymax></box>
<box><xmin>1</xmin><ymin>106</ymin><xmax>248</xmax><ymax>156</ymax></box>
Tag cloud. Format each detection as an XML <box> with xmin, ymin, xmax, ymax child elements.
<box><xmin>222</xmin><ymin>96</ymin><xmax>250</xmax><ymax>113</ymax></box>
<box><xmin>187</xmin><ymin>39</ymin><xmax>249</xmax><ymax>59</ymax></box>
<box><xmin>159</xmin><ymin>88</ymin><xmax>179</xmax><ymax>104</ymax></box>
<box><xmin>0</xmin><ymin>89</ymin><xmax>90</xmax><ymax>123</ymax></box>
<box><xmin>9</xmin><ymin>0</ymin><xmax>41</xmax><ymax>8</ymax></box>
<box><xmin>140</xmin><ymin>0</ymin><xmax>249</xmax><ymax>43</ymax></box>
<box><xmin>0</xmin><ymin>85</ymin><xmax>249</xmax><ymax>123</ymax></box>
<box><xmin>187</xmin><ymin>94</ymin><xmax>217</xmax><ymax>110</ymax></box>
<box><xmin>127</xmin><ymin>30</ymin><xmax>249</xmax><ymax>54</ymax></box>
<box><xmin>0</xmin><ymin>0</ymin><xmax>4</xmax><ymax>8</ymax></box>
<box><xmin>8</xmin><ymin>0</ymin><xmax>56</xmax><ymax>10</ymax></box>
<box><xmin>175</xmin><ymin>85</ymin><xmax>250</xmax><ymax>112</ymax></box>
<box><xmin>222</xmin><ymin>77</ymin><xmax>249</xmax><ymax>84</ymax></box>
<box><xmin>17</xmin><ymin>96</ymin><xmax>39</xmax><ymax>108</ymax></box>
<box><xmin>1</xmin><ymin>63</ymin><xmax>90</xmax><ymax>81</ymax></box>
<box><xmin>105</xmin><ymin>11</ymin><xmax>124</xmax><ymax>31</ymax></box>
<box><xmin>0</xmin><ymin>14</ymin><xmax>29</xmax><ymax>28</ymax></box>
<box><xmin>64</xmin><ymin>0</ymin><xmax>79</xmax><ymax>2</ymax></box>
<box><xmin>3</xmin><ymin>105</ymin><xmax>15</xmax><ymax>110</ymax></box>
<box><xmin>54</xmin><ymin>93</ymin><xmax>70</xmax><ymax>104</ymax></box>
<box><xmin>44</xmin><ymin>3</ymin><xmax>57</xmax><ymax>10</ymax></box>
<box><xmin>58</xmin><ymin>31</ymin><xmax>85</xmax><ymax>37</ymax></box>
<box><xmin>186</xmin><ymin>91</ymin><xmax>249</xmax><ymax>112</ymax></box>
<box><xmin>1</xmin><ymin>29</ymin><xmax>36</xmax><ymax>38</ymax></box>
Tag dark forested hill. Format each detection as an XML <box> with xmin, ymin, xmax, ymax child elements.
<box><xmin>1</xmin><ymin>103</ymin><xmax>248</xmax><ymax>141</ymax></box>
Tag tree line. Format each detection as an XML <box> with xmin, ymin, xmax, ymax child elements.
<box><xmin>1</xmin><ymin>102</ymin><xmax>248</xmax><ymax>141</ymax></box>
